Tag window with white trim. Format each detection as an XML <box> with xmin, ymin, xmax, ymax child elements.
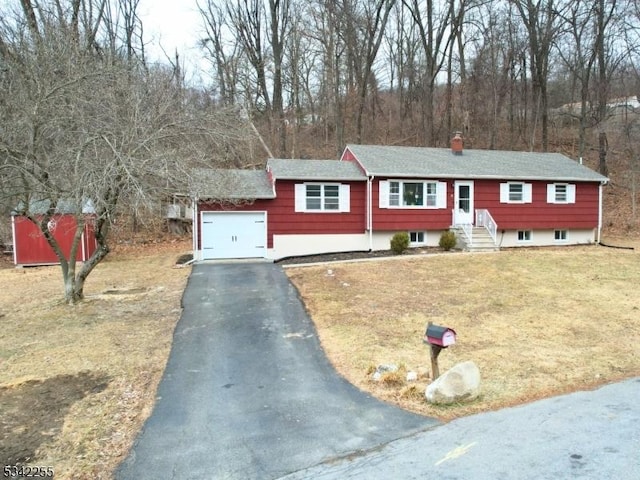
<box><xmin>517</xmin><ymin>230</ymin><xmax>532</xmax><ymax>242</ymax></box>
<box><xmin>547</xmin><ymin>183</ymin><xmax>576</xmax><ymax>204</ymax></box>
<box><xmin>409</xmin><ymin>231</ymin><xmax>426</xmax><ymax>245</ymax></box>
<box><xmin>295</xmin><ymin>183</ymin><xmax>350</xmax><ymax>213</ymax></box>
<box><xmin>500</xmin><ymin>182</ymin><xmax>532</xmax><ymax>204</ymax></box>
<box><xmin>380</xmin><ymin>180</ymin><xmax>447</xmax><ymax>209</ymax></box>
<box><xmin>554</xmin><ymin>230</ymin><xmax>568</xmax><ymax>241</ymax></box>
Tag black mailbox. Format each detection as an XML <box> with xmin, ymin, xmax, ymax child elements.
<box><xmin>424</xmin><ymin>324</ymin><xmax>456</xmax><ymax>348</ymax></box>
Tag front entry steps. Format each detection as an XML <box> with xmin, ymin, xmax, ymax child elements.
<box><xmin>454</xmin><ymin>227</ymin><xmax>500</xmax><ymax>252</ymax></box>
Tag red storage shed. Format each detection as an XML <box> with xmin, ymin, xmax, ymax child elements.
<box><xmin>11</xmin><ymin>201</ymin><xmax>98</xmax><ymax>266</ymax></box>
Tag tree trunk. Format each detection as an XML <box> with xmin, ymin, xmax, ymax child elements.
<box><xmin>598</xmin><ymin>131</ymin><xmax>608</xmax><ymax>177</ymax></box>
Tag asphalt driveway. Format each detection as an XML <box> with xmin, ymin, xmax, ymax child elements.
<box><xmin>116</xmin><ymin>262</ymin><xmax>436</xmax><ymax>479</ymax></box>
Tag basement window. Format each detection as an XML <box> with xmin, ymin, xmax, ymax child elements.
<box><xmin>409</xmin><ymin>231</ymin><xmax>426</xmax><ymax>245</ymax></box>
<box><xmin>517</xmin><ymin>230</ymin><xmax>532</xmax><ymax>242</ymax></box>
<box><xmin>554</xmin><ymin>230</ymin><xmax>568</xmax><ymax>242</ymax></box>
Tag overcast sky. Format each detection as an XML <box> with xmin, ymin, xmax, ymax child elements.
<box><xmin>139</xmin><ymin>0</ymin><xmax>202</xmax><ymax>61</ymax></box>
<box><xmin>0</xmin><ymin>0</ymin><xmax>209</xmax><ymax>82</ymax></box>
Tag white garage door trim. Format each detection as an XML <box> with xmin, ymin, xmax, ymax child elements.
<box><xmin>201</xmin><ymin>211</ymin><xmax>267</xmax><ymax>260</ymax></box>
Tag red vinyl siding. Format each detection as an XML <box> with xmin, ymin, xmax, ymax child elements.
<box><xmin>13</xmin><ymin>214</ymin><xmax>98</xmax><ymax>265</ymax></box>
<box><xmin>198</xmin><ymin>180</ymin><xmax>367</xmax><ymax>248</ymax></box>
<box><xmin>371</xmin><ymin>178</ymin><xmax>600</xmax><ymax>231</ymax></box>
<box><xmin>474</xmin><ymin>180</ymin><xmax>600</xmax><ymax>229</ymax></box>
<box><xmin>341</xmin><ymin>148</ymin><xmax>357</xmax><ymax>162</ymax></box>
<box><xmin>372</xmin><ymin>178</ymin><xmax>452</xmax><ymax>231</ymax></box>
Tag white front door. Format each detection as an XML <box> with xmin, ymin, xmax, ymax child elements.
<box><xmin>201</xmin><ymin>212</ymin><xmax>267</xmax><ymax>259</ymax></box>
<box><xmin>454</xmin><ymin>181</ymin><xmax>474</xmax><ymax>225</ymax></box>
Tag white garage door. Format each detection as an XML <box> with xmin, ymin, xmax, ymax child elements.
<box><xmin>201</xmin><ymin>212</ymin><xmax>267</xmax><ymax>259</ymax></box>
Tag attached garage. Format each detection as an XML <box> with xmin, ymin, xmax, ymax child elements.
<box><xmin>201</xmin><ymin>211</ymin><xmax>267</xmax><ymax>259</ymax></box>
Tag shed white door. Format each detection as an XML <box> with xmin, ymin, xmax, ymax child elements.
<box><xmin>201</xmin><ymin>212</ymin><xmax>266</xmax><ymax>259</ymax></box>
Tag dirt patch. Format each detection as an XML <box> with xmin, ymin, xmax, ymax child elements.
<box><xmin>1</xmin><ymin>372</ymin><xmax>110</xmax><ymax>467</ymax></box>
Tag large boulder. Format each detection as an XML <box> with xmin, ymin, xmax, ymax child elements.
<box><xmin>425</xmin><ymin>361</ymin><xmax>481</xmax><ymax>405</ymax></box>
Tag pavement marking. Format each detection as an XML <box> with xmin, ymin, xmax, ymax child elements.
<box><xmin>435</xmin><ymin>442</ymin><xmax>478</xmax><ymax>466</ymax></box>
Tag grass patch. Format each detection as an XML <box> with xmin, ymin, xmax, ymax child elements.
<box><xmin>0</xmin><ymin>241</ymin><xmax>191</xmax><ymax>479</ymax></box>
<box><xmin>286</xmin><ymin>241</ymin><xmax>640</xmax><ymax>420</ymax></box>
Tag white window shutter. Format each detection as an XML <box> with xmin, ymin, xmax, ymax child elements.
<box><xmin>339</xmin><ymin>184</ymin><xmax>351</xmax><ymax>212</ymax></box>
<box><xmin>547</xmin><ymin>184</ymin><xmax>556</xmax><ymax>203</ymax></box>
<box><xmin>524</xmin><ymin>183</ymin><xmax>533</xmax><ymax>203</ymax></box>
<box><xmin>567</xmin><ymin>184</ymin><xmax>576</xmax><ymax>203</ymax></box>
<box><xmin>437</xmin><ymin>181</ymin><xmax>447</xmax><ymax>208</ymax></box>
<box><xmin>294</xmin><ymin>184</ymin><xmax>306</xmax><ymax>212</ymax></box>
<box><xmin>500</xmin><ymin>183</ymin><xmax>509</xmax><ymax>203</ymax></box>
<box><xmin>379</xmin><ymin>180</ymin><xmax>389</xmax><ymax>208</ymax></box>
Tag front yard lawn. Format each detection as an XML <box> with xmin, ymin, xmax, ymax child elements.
<box><xmin>286</xmin><ymin>242</ymin><xmax>640</xmax><ymax>420</ymax></box>
<box><xmin>0</xmin><ymin>241</ymin><xmax>191</xmax><ymax>479</ymax></box>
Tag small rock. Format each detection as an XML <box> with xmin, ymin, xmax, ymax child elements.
<box><xmin>372</xmin><ymin>363</ymin><xmax>398</xmax><ymax>382</ymax></box>
<box><xmin>342</xmin><ymin>282</ymin><xmax>350</xmax><ymax>287</ymax></box>
<box><xmin>406</xmin><ymin>371</ymin><xmax>418</xmax><ymax>382</ymax></box>
<box><xmin>326</xmin><ymin>269</ymin><xmax>334</xmax><ymax>276</ymax></box>
<box><xmin>425</xmin><ymin>361</ymin><xmax>481</xmax><ymax>405</ymax></box>
<box><xmin>376</xmin><ymin>364</ymin><xmax>398</xmax><ymax>373</ymax></box>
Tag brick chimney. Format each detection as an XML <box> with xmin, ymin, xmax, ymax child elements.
<box><xmin>451</xmin><ymin>131</ymin><xmax>463</xmax><ymax>155</ymax></box>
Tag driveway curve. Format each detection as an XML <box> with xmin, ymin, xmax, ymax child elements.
<box><xmin>116</xmin><ymin>263</ymin><xmax>436</xmax><ymax>479</ymax></box>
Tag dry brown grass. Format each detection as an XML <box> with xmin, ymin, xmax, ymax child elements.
<box><xmin>0</xmin><ymin>240</ymin><xmax>191</xmax><ymax>479</ymax></box>
<box><xmin>286</xmin><ymin>238</ymin><xmax>640</xmax><ymax>421</ymax></box>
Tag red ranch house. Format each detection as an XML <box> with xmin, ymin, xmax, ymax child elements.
<box><xmin>191</xmin><ymin>138</ymin><xmax>608</xmax><ymax>260</ymax></box>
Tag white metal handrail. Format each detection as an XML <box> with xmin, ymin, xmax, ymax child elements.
<box><xmin>476</xmin><ymin>209</ymin><xmax>497</xmax><ymax>244</ymax></box>
<box><xmin>452</xmin><ymin>208</ymin><xmax>473</xmax><ymax>246</ymax></box>
<box><xmin>460</xmin><ymin>222</ymin><xmax>473</xmax><ymax>246</ymax></box>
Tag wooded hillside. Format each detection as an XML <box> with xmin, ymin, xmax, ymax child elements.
<box><xmin>197</xmin><ymin>0</ymin><xmax>639</xmax><ymax>233</ymax></box>
<box><xmin>2</xmin><ymin>0</ymin><xmax>639</xmax><ymax>238</ymax></box>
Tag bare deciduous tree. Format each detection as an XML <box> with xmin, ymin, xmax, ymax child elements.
<box><xmin>0</xmin><ymin>0</ymin><xmax>256</xmax><ymax>303</ymax></box>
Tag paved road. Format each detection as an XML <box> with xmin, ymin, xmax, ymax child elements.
<box><xmin>116</xmin><ymin>263</ymin><xmax>436</xmax><ymax>480</ymax></box>
<box><xmin>282</xmin><ymin>377</ymin><xmax>640</xmax><ymax>480</ymax></box>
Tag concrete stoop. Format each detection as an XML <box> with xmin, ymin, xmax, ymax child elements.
<box><xmin>454</xmin><ymin>227</ymin><xmax>500</xmax><ymax>252</ymax></box>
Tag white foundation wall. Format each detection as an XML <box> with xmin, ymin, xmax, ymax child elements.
<box><xmin>269</xmin><ymin>233</ymin><xmax>370</xmax><ymax>259</ymax></box>
<box><xmin>496</xmin><ymin>229</ymin><xmax>596</xmax><ymax>248</ymax></box>
<box><xmin>370</xmin><ymin>231</ymin><xmax>448</xmax><ymax>250</ymax></box>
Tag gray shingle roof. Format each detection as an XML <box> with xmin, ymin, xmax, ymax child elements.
<box><xmin>268</xmin><ymin>158</ymin><xmax>367</xmax><ymax>181</ymax></box>
<box><xmin>345</xmin><ymin>145</ymin><xmax>609</xmax><ymax>182</ymax></box>
<box><xmin>13</xmin><ymin>198</ymin><xmax>96</xmax><ymax>215</ymax></box>
<box><xmin>190</xmin><ymin>169</ymin><xmax>275</xmax><ymax>199</ymax></box>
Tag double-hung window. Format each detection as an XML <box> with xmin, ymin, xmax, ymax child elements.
<box><xmin>500</xmin><ymin>182</ymin><xmax>532</xmax><ymax>204</ymax></box>
<box><xmin>295</xmin><ymin>183</ymin><xmax>350</xmax><ymax>212</ymax></box>
<box><xmin>380</xmin><ymin>180</ymin><xmax>446</xmax><ymax>209</ymax></box>
<box><xmin>547</xmin><ymin>183</ymin><xmax>576</xmax><ymax>204</ymax></box>
<box><xmin>509</xmin><ymin>183</ymin><xmax>524</xmax><ymax>202</ymax></box>
<box><xmin>305</xmin><ymin>184</ymin><xmax>339</xmax><ymax>211</ymax></box>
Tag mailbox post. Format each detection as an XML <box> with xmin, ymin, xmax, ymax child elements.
<box><xmin>423</xmin><ymin>321</ymin><xmax>456</xmax><ymax>380</ymax></box>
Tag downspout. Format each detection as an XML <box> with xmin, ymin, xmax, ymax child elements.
<box><xmin>368</xmin><ymin>175</ymin><xmax>374</xmax><ymax>251</ymax></box>
<box><xmin>597</xmin><ymin>182</ymin><xmax>605</xmax><ymax>244</ymax></box>
<box><xmin>192</xmin><ymin>196</ymin><xmax>199</xmax><ymax>260</ymax></box>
